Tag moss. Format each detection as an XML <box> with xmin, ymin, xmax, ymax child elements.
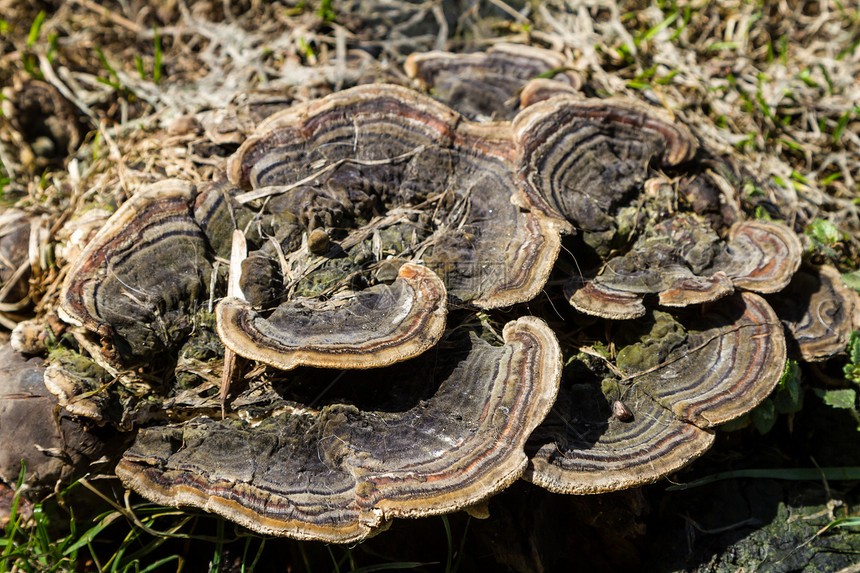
<box><xmin>178</xmin><ymin>311</ymin><xmax>222</xmax><ymax>363</ymax></box>
<box><xmin>696</xmin><ymin>498</ymin><xmax>860</xmax><ymax>572</ymax></box>
<box><xmin>615</xmin><ymin>310</ymin><xmax>687</xmax><ymax>373</ymax></box>
<box><xmin>48</xmin><ymin>346</ymin><xmax>111</xmax><ymax>383</ymax></box>
<box><xmin>47</xmin><ymin>346</ymin><xmax>140</xmax><ymax>426</ymax></box>
<box><xmin>292</xmin><ymin>220</ymin><xmax>418</xmax><ymax>298</ymax></box>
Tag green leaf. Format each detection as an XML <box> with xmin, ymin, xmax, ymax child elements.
<box><xmin>27</xmin><ymin>11</ymin><xmax>46</xmax><ymax>47</ymax></box>
<box><xmin>707</xmin><ymin>41</ymin><xmax>739</xmax><ymax>51</ymax></box>
<box><xmin>134</xmin><ymin>55</ymin><xmax>145</xmax><ymax>79</ymax></box>
<box><xmin>442</xmin><ymin>514</ymin><xmax>453</xmax><ymax>573</ymax></box>
<box><xmin>821</xmin><ymin>172</ymin><xmax>843</xmax><ymax>185</ymax></box>
<box><xmin>138</xmin><ymin>555</ymin><xmax>180</xmax><ymax>573</ymax></box>
<box><xmin>743</xmin><ymin>180</ymin><xmax>766</xmax><ymax>198</ymax></box>
<box><xmin>317</xmin><ymin>0</ymin><xmax>336</xmax><ymax>22</ymax></box>
<box><xmin>750</xmin><ymin>397</ymin><xmax>776</xmax><ymax>434</ymax></box>
<box><xmin>847</xmin><ymin>330</ymin><xmax>860</xmax><ymax>368</ymax></box>
<box><xmin>773</xmin><ymin>360</ymin><xmax>803</xmax><ymax>414</ymax></box>
<box><xmin>153</xmin><ymin>26</ymin><xmax>162</xmax><ymax>84</ymax></box>
<box><xmin>833</xmin><ymin>517</ymin><xmax>860</xmax><ymax>529</ymax></box>
<box><xmin>843</xmin><ymin>271</ymin><xmax>860</xmax><ymax>293</ymax></box>
<box><xmin>63</xmin><ymin>512</ymin><xmax>121</xmax><ymax>555</ymax></box>
<box><xmin>533</xmin><ymin>66</ymin><xmax>576</xmax><ymax>80</ymax></box>
<box><xmin>754</xmin><ymin>206</ymin><xmax>773</xmax><ymax>221</ymax></box>
<box><xmin>636</xmin><ymin>11</ymin><xmax>678</xmax><ymax>44</ymax></box>
<box><xmin>805</xmin><ymin>219</ymin><xmax>842</xmax><ymax>246</ymax></box>
<box><xmin>814</xmin><ymin>387</ymin><xmax>856</xmax><ymax>409</ymax></box>
<box><xmin>798</xmin><ymin>68</ymin><xmax>818</xmax><ymax>87</ymax></box>
<box><xmin>833</xmin><ymin>108</ymin><xmax>852</xmax><ymax>144</ymax></box>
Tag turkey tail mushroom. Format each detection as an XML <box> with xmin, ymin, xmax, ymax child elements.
<box><xmin>116</xmin><ymin>316</ymin><xmax>561</xmax><ymax>543</ymax></box>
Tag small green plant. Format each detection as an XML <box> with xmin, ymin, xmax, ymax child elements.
<box><xmin>133</xmin><ymin>27</ymin><xmax>163</xmax><ymax>83</ymax></box>
<box><xmin>298</xmin><ymin>37</ymin><xmax>316</xmax><ymax>61</ymax></box>
<box><xmin>26</xmin><ymin>11</ymin><xmax>45</xmax><ymax>47</ymax></box>
<box><xmin>843</xmin><ymin>331</ymin><xmax>860</xmax><ymax>387</ymax></box>
<box><xmin>0</xmin><ymin>471</ymin><xmax>222</xmax><ymax>572</ymax></box>
<box><xmin>841</xmin><ymin>270</ymin><xmax>860</xmax><ymax>292</ymax></box>
<box><xmin>807</xmin><ymin>218</ymin><xmax>842</xmax><ymax>246</ymax></box>
<box><xmin>94</xmin><ymin>46</ymin><xmax>124</xmax><ymax>92</ymax></box>
<box><xmin>20</xmin><ymin>10</ymin><xmax>46</xmax><ymax>78</ymax></box>
<box><xmin>753</xmin><ymin>206</ymin><xmax>773</xmax><ymax>221</ymax></box>
<box><xmin>811</xmin><ymin>330</ymin><xmax>860</xmax><ymax>430</ymax></box>
<box><xmin>318</xmin><ymin>0</ymin><xmax>336</xmax><ymax>23</ymax></box>
<box><xmin>805</xmin><ymin>218</ymin><xmax>844</xmax><ymax>259</ymax></box>
<box><xmin>832</xmin><ymin>106</ymin><xmax>859</xmax><ymax>144</ymax></box>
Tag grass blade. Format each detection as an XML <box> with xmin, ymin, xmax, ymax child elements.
<box><xmin>349</xmin><ymin>563</ymin><xmax>429</xmax><ymax>573</ymax></box>
<box><xmin>667</xmin><ymin>467</ymin><xmax>860</xmax><ymax>491</ymax></box>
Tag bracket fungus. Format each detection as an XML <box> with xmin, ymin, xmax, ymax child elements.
<box><xmin>34</xmin><ymin>45</ymin><xmax>840</xmax><ymax>543</ymax></box>
<box><xmin>526</xmin><ymin>292</ymin><xmax>786</xmax><ymax>494</ymax></box>
<box><xmin>116</xmin><ymin>316</ymin><xmax>561</xmax><ymax>542</ymax></box>
<box><xmin>566</xmin><ymin>217</ymin><xmax>802</xmax><ymax>319</ymax></box>
<box><xmin>404</xmin><ymin>44</ymin><xmax>581</xmax><ymax>121</ymax></box>
<box><xmin>216</xmin><ymin>262</ymin><xmax>447</xmax><ymax>370</ymax></box>
<box><xmin>227</xmin><ymin>83</ymin><xmax>562</xmax><ymax>309</ymax></box>
<box><xmin>60</xmin><ymin>180</ymin><xmax>212</xmax><ymax>364</ymax></box>
<box><xmin>770</xmin><ymin>265</ymin><xmax>860</xmax><ymax>361</ymax></box>
<box><xmin>514</xmin><ymin>95</ymin><xmax>698</xmax><ymax>242</ymax></box>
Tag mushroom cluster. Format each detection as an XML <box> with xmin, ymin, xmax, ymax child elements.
<box><xmin>31</xmin><ymin>45</ymin><xmax>857</xmax><ymax>542</ymax></box>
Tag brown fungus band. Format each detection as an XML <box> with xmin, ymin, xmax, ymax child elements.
<box><xmin>228</xmin><ymin>83</ymin><xmax>562</xmax><ymax>308</ymax></box>
<box><xmin>60</xmin><ymin>181</ymin><xmax>212</xmax><ymax>364</ymax></box>
<box><xmin>116</xmin><ymin>316</ymin><xmax>561</xmax><ymax>543</ymax></box>
<box><xmin>525</xmin><ymin>292</ymin><xmax>785</xmax><ymax>494</ymax></box>
<box><xmin>566</xmin><ymin>217</ymin><xmax>802</xmax><ymax>319</ymax></box>
<box><xmin>769</xmin><ymin>265</ymin><xmax>860</xmax><ymax>361</ymax></box>
<box><xmin>216</xmin><ymin>262</ymin><xmax>447</xmax><ymax>370</ymax></box>
<box><xmin>514</xmin><ymin>95</ymin><xmax>698</xmax><ymax>241</ymax></box>
<box><xmin>405</xmin><ymin>44</ymin><xmax>581</xmax><ymax>121</ymax></box>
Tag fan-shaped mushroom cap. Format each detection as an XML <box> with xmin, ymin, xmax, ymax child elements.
<box><xmin>566</xmin><ymin>214</ymin><xmax>733</xmax><ymax>318</ymax></box>
<box><xmin>518</xmin><ymin>78</ymin><xmax>582</xmax><ymax>109</ymax></box>
<box><xmin>404</xmin><ymin>44</ymin><xmax>581</xmax><ymax>121</ymax></box>
<box><xmin>715</xmin><ymin>220</ymin><xmax>802</xmax><ymax>293</ymax></box>
<box><xmin>527</xmin><ymin>382</ymin><xmax>715</xmax><ymax>494</ymax></box>
<box><xmin>227</xmin><ymin>84</ymin><xmax>561</xmax><ymax>308</ymax></box>
<box><xmin>567</xmin><ymin>273</ymin><xmax>736</xmax><ymax>320</ymax></box>
<box><xmin>565</xmin><ymin>217</ymin><xmax>802</xmax><ymax>319</ymax></box>
<box><xmin>526</xmin><ymin>292</ymin><xmax>785</xmax><ymax>494</ymax></box>
<box><xmin>217</xmin><ymin>262</ymin><xmax>447</xmax><ymax>370</ymax></box>
<box><xmin>60</xmin><ymin>180</ymin><xmax>212</xmax><ymax>362</ymax></box>
<box><xmin>770</xmin><ymin>265</ymin><xmax>860</xmax><ymax>361</ymax></box>
<box><xmin>116</xmin><ymin>316</ymin><xmax>561</xmax><ymax>543</ymax></box>
<box><xmin>514</xmin><ymin>96</ymin><xmax>697</xmax><ymax>236</ymax></box>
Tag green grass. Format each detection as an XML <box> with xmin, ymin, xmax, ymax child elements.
<box><xmin>667</xmin><ymin>467</ymin><xmax>860</xmax><ymax>491</ymax></box>
<box><xmin>1</xmin><ymin>469</ymin><xmax>470</xmax><ymax>572</ymax></box>
<box><xmin>1</xmin><ymin>472</ymin><xmax>191</xmax><ymax>572</ymax></box>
